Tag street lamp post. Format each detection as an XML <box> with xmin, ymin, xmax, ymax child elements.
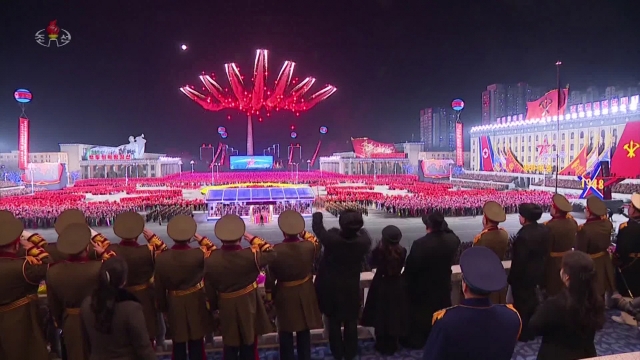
<box><xmin>307</xmin><ymin>159</ymin><xmax>311</xmax><ymax>171</ymax></box>
<box><xmin>27</xmin><ymin>163</ymin><xmax>34</xmax><ymax>194</ymax></box>
<box><xmin>178</xmin><ymin>160</ymin><xmax>183</xmax><ymax>177</ymax></box>
<box><xmin>190</xmin><ymin>160</ymin><xmax>195</xmax><ymax>173</ymax></box>
<box><xmin>555</xmin><ymin>60</ymin><xmax>562</xmax><ymax>194</ymax></box>
<box><xmin>210</xmin><ymin>161</ymin><xmax>214</xmax><ymax>184</ymax></box>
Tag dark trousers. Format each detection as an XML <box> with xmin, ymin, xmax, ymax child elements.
<box><xmin>279</xmin><ymin>330</ymin><xmax>312</xmax><ymax>360</ymax></box>
<box><xmin>222</xmin><ymin>343</ymin><xmax>256</xmax><ymax>360</ymax></box>
<box><xmin>374</xmin><ymin>332</ymin><xmax>398</xmax><ymax>355</ymax></box>
<box><xmin>327</xmin><ymin>317</ymin><xmax>358</xmax><ymax>360</ymax></box>
<box><xmin>172</xmin><ymin>339</ymin><xmax>205</xmax><ymax>360</ymax></box>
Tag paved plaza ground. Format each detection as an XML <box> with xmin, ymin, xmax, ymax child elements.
<box><xmin>36</xmin><ymin>210</ymin><xmax>626</xmax><ymax>248</ymax></box>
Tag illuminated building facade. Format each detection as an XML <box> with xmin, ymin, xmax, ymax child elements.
<box><xmin>469</xmin><ymin>95</ymin><xmax>640</xmax><ymax>179</ymax></box>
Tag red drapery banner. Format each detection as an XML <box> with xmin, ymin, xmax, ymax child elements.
<box><xmin>211</xmin><ymin>142</ymin><xmax>223</xmax><ymax>166</ymax></box>
<box><xmin>559</xmin><ymin>144</ymin><xmax>588</xmax><ymax>176</ymax></box>
<box><xmin>504</xmin><ymin>149</ymin><xmax>525</xmax><ymax>173</ymax></box>
<box><xmin>610</xmin><ymin>121</ymin><xmax>640</xmax><ymax>178</ymax></box>
<box><xmin>455</xmin><ymin>123</ymin><xmax>464</xmax><ymax>166</ymax></box>
<box><xmin>525</xmin><ymin>89</ymin><xmax>569</xmax><ymax>121</ymax></box>
<box><xmin>351</xmin><ymin>138</ymin><xmax>405</xmax><ymax>158</ymax></box>
<box><xmin>310</xmin><ymin>140</ymin><xmax>322</xmax><ymax>167</ymax></box>
<box><xmin>18</xmin><ymin>118</ymin><xmax>29</xmax><ymax>170</ymax></box>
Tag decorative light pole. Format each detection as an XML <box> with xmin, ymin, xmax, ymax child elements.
<box><xmin>555</xmin><ymin>60</ymin><xmax>562</xmax><ymax>194</ymax></box>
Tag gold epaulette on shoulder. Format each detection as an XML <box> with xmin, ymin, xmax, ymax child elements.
<box><xmin>25</xmin><ymin>256</ymin><xmax>42</xmax><ymax>265</ymax></box>
<box><xmin>567</xmin><ymin>213</ymin><xmax>574</xmax><ymax>219</ymax></box>
<box><xmin>505</xmin><ymin>304</ymin><xmax>518</xmax><ymax>314</ymax></box>
<box><xmin>432</xmin><ymin>306</ymin><xmax>455</xmax><ymax>325</ymax></box>
<box><xmin>620</xmin><ymin>222</ymin><xmax>628</xmax><ymax>231</ymax></box>
<box><xmin>578</xmin><ymin>224</ymin><xmax>584</xmax><ymax>231</ymax></box>
<box><xmin>543</xmin><ymin>220</ymin><xmax>550</xmax><ymax>225</ymax></box>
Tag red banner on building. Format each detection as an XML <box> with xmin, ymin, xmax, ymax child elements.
<box><xmin>18</xmin><ymin>117</ymin><xmax>29</xmax><ymax>170</ymax></box>
<box><xmin>455</xmin><ymin>123</ymin><xmax>464</xmax><ymax>166</ymax></box>
<box><xmin>610</xmin><ymin>121</ymin><xmax>640</xmax><ymax>178</ymax></box>
<box><xmin>559</xmin><ymin>144</ymin><xmax>588</xmax><ymax>176</ymax></box>
<box><xmin>351</xmin><ymin>138</ymin><xmax>405</xmax><ymax>158</ymax></box>
<box><xmin>504</xmin><ymin>149</ymin><xmax>525</xmax><ymax>173</ymax></box>
<box><xmin>525</xmin><ymin>89</ymin><xmax>569</xmax><ymax>120</ymax></box>
<box><xmin>479</xmin><ymin>136</ymin><xmax>494</xmax><ymax>171</ymax></box>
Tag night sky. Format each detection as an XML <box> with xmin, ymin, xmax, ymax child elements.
<box><xmin>1</xmin><ymin>0</ymin><xmax>638</xmax><ymax>160</ymax></box>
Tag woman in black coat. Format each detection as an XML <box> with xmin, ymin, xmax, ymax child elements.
<box><xmin>529</xmin><ymin>251</ymin><xmax>605</xmax><ymax>360</ymax></box>
<box><xmin>400</xmin><ymin>212</ymin><xmax>461</xmax><ymax>349</ymax></box>
<box><xmin>361</xmin><ymin>225</ymin><xmax>409</xmax><ymax>355</ymax></box>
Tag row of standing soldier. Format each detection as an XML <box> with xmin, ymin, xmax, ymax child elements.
<box><xmin>473</xmin><ymin>193</ymin><xmax>640</xmax><ymax>342</ymax></box>
<box><xmin>0</xmin><ymin>206</ymin><xmax>330</xmax><ymax>360</ymax></box>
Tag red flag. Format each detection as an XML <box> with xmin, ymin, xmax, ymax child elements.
<box><xmin>479</xmin><ymin>136</ymin><xmax>493</xmax><ymax>171</ymax></box>
<box><xmin>610</xmin><ymin>121</ymin><xmax>640</xmax><ymax>178</ymax></box>
<box><xmin>525</xmin><ymin>89</ymin><xmax>569</xmax><ymax>120</ymax></box>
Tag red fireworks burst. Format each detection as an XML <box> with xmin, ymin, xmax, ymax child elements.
<box><xmin>180</xmin><ymin>49</ymin><xmax>336</xmax><ymax>155</ymax></box>
<box><xmin>180</xmin><ymin>49</ymin><xmax>336</xmax><ymax>114</ymax></box>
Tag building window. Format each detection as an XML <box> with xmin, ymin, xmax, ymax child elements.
<box><xmin>521</xmin><ymin>146</ymin><xmax>524</xmax><ymax>152</ymax></box>
<box><xmin>579</xmin><ymin>131</ymin><xmax>584</xmax><ymax>139</ymax></box>
<box><xmin>570</xmin><ymin>144</ymin><xmax>574</xmax><ymax>151</ymax></box>
<box><xmin>562</xmin><ymin>133</ymin><xmax>566</xmax><ymax>140</ymax></box>
<box><xmin>527</xmin><ymin>156</ymin><xmax>531</xmax><ymax>162</ymax></box>
<box><xmin>535</xmin><ymin>135</ymin><xmax>539</xmax><ymax>141</ymax></box>
<box><xmin>553</xmin><ymin>134</ymin><xmax>557</xmax><ymax>140</ymax></box>
<box><xmin>570</xmin><ymin>132</ymin><xmax>575</xmax><ymax>140</ymax></box>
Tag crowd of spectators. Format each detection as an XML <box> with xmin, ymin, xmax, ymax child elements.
<box><xmin>532</xmin><ymin>178</ymin><xmax>640</xmax><ymax>194</ymax></box>
<box><xmin>451</xmin><ymin>173</ymin><xmax>517</xmax><ymax>183</ymax></box>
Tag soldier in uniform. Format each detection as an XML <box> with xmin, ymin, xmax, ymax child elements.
<box><xmin>204</xmin><ymin>214</ymin><xmax>277</xmax><ymax>360</ymax></box>
<box><xmin>576</xmin><ymin>196</ymin><xmax>616</xmax><ymax>298</ymax></box>
<box><xmin>106</xmin><ymin>211</ymin><xmax>168</xmax><ymax>347</ymax></box>
<box><xmin>0</xmin><ymin>215</ymin><xmax>51</xmax><ymax>360</ymax></box>
<box><xmin>423</xmin><ymin>246</ymin><xmax>521</xmax><ymax>360</ymax></box>
<box><xmin>264</xmin><ymin>210</ymin><xmax>323</xmax><ymax>360</ymax></box>
<box><xmin>473</xmin><ymin>201</ymin><xmax>509</xmax><ymax>304</ymax></box>
<box><xmin>543</xmin><ymin>194</ymin><xmax>579</xmax><ymax>296</ymax></box>
<box><xmin>154</xmin><ymin>214</ymin><xmax>215</xmax><ymax>360</ymax></box>
<box><xmin>46</xmin><ymin>221</ymin><xmax>115</xmax><ymax>360</ymax></box>
<box><xmin>613</xmin><ymin>193</ymin><xmax>640</xmax><ymax>304</ymax></box>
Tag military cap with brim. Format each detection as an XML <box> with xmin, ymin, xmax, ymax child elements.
<box><xmin>586</xmin><ymin>196</ymin><xmax>608</xmax><ymax>217</ymax></box>
<box><xmin>552</xmin><ymin>193</ymin><xmax>573</xmax><ymax>213</ymax></box>
<box><xmin>167</xmin><ymin>215</ymin><xmax>197</xmax><ymax>242</ymax></box>
<box><xmin>460</xmin><ymin>246</ymin><xmax>507</xmax><ymax>294</ymax></box>
<box><xmin>518</xmin><ymin>203</ymin><xmax>544</xmax><ymax>222</ymax></box>
<box><xmin>278</xmin><ymin>210</ymin><xmax>305</xmax><ymax>236</ymax></box>
<box><xmin>483</xmin><ymin>201</ymin><xmax>506</xmax><ymax>223</ymax></box>
<box><xmin>113</xmin><ymin>211</ymin><xmax>145</xmax><ymax>239</ymax></box>
<box><xmin>57</xmin><ymin>223</ymin><xmax>92</xmax><ymax>255</ymax></box>
<box><xmin>215</xmin><ymin>214</ymin><xmax>246</xmax><ymax>242</ymax></box>
<box><xmin>0</xmin><ymin>209</ymin><xmax>16</xmax><ymax>223</ymax></box>
<box><xmin>631</xmin><ymin>193</ymin><xmax>640</xmax><ymax>211</ymax></box>
<box><xmin>54</xmin><ymin>209</ymin><xmax>86</xmax><ymax>235</ymax></box>
<box><xmin>0</xmin><ymin>218</ymin><xmax>25</xmax><ymax>246</ymax></box>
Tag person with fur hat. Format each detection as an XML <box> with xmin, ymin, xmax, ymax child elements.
<box><xmin>613</xmin><ymin>193</ymin><xmax>640</xmax><ymax>301</ymax></box>
<box><xmin>0</xmin><ymin>214</ymin><xmax>52</xmax><ymax>360</ymax></box>
<box><xmin>473</xmin><ymin>201</ymin><xmax>510</xmax><ymax>304</ymax></box>
<box><xmin>154</xmin><ymin>215</ymin><xmax>215</xmax><ymax>360</ymax></box>
<box><xmin>543</xmin><ymin>194</ymin><xmax>579</xmax><ymax>296</ymax></box>
<box><xmin>46</xmin><ymin>221</ymin><xmax>115</xmax><ymax>360</ymax></box>
<box><xmin>401</xmin><ymin>211</ymin><xmax>461</xmax><ymax>349</ymax></box>
<box><xmin>576</xmin><ymin>196</ymin><xmax>616</xmax><ymax>297</ymax></box>
<box><xmin>97</xmin><ymin>211</ymin><xmax>170</xmax><ymax>349</ymax></box>
<box><xmin>263</xmin><ymin>210</ymin><xmax>322</xmax><ymax>360</ymax></box>
<box><xmin>312</xmin><ymin>209</ymin><xmax>371</xmax><ymax>360</ymax></box>
<box><xmin>361</xmin><ymin>225</ymin><xmax>409</xmax><ymax>355</ymax></box>
<box><xmin>508</xmin><ymin>203</ymin><xmax>551</xmax><ymax>341</ymax></box>
<box><xmin>203</xmin><ymin>214</ymin><xmax>276</xmax><ymax>360</ymax></box>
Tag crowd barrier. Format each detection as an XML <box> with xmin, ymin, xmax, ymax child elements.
<box><xmin>37</xmin><ymin>261</ymin><xmax>512</xmax><ymax>352</ymax></box>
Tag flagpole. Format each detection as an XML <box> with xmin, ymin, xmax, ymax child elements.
<box><xmin>555</xmin><ymin>60</ymin><xmax>562</xmax><ymax>194</ymax></box>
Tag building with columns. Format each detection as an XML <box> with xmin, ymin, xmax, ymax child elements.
<box><xmin>59</xmin><ymin>135</ymin><xmax>181</xmax><ymax>179</ymax></box>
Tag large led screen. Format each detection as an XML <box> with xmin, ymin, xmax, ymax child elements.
<box><xmin>229</xmin><ymin>156</ymin><xmax>274</xmax><ymax>170</ymax></box>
